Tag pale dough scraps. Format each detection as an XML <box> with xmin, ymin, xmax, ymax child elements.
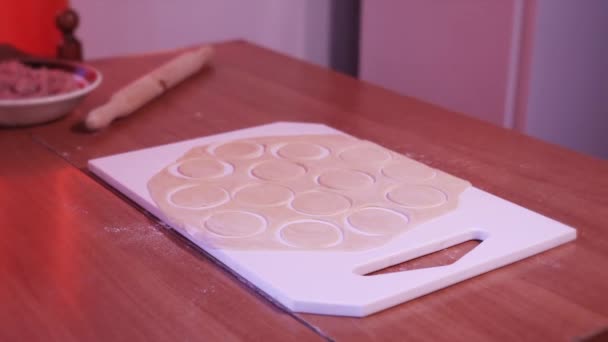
<box><xmin>234</xmin><ymin>183</ymin><xmax>293</xmax><ymax>207</ymax></box>
<box><xmin>291</xmin><ymin>191</ymin><xmax>352</xmax><ymax>216</ymax></box>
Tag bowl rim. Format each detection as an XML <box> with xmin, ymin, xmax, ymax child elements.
<box><xmin>0</xmin><ymin>58</ymin><xmax>103</xmax><ymax>107</ymax></box>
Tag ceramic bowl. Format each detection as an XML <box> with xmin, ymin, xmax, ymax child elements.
<box><xmin>0</xmin><ymin>58</ymin><xmax>102</xmax><ymax>126</ymax></box>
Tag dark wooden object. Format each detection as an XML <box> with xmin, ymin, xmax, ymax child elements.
<box><xmin>56</xmin><ymin>8</ymin><xmax>83</xmax><ymax>61</ymax></box>
<box><xmin>0</xmin><ymin>43</ymin><xmax>29</xmax><ymax>61</ymax></box>
<box><xmin>1</xmin><ymin>41</ymin><xmax>607</xmax><ymax>341</ymax></box>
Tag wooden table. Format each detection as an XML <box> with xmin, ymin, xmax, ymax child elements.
<box><xmin>1</xmin><ymin>41</ymin><xmax>607</xmax><ymax>341</ymax></box>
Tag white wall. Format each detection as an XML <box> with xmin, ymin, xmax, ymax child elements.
<box><xmin>71</xmin><ymin>0</ymin><xmax>331</xmax><ymax>66</ymax></box>
<box><xmin>359</xmin><ymin>0</ymin><xmax>608</xmax><ymax>159</ymax></box>
<box><xmin>523</xmin><ymin>0</ymin><xmax>608</xmax><ymax>159</ymax></box>
<box><xmin>359</xmin><ymin>0</ymin><xmax>518</xmax><ymax>127</ymax></box>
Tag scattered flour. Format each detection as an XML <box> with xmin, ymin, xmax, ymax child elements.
<box><xmin>101</xmin><ymin>222</ymin><xmax>178</xmax><ymax>257</ymax></box>
<box><xmin>104</xmin><ymin>226</ymin><xmax>125</xmax><ymax>233</ymax></box>
<box><xmin>201</xmin><ymin>285</ymin><xmax>217</xmax><ymax>295</ymax></box>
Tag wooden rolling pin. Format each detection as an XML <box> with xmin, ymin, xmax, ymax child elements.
<box><xmin>85</xmin><ymin>45</ymin><xmax>214</xmax><ymax>130</ymax></box>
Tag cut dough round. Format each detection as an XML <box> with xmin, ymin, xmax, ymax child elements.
<box><xmin>277</xmin><ymin>142</ymin><xmax>328</xmax><ymax>160</ymax></box>
<box><xmin>382</xmin><ymin>159</ymin><xmax>436</xmax><ymax>181</ymax></box>
<box><xmin>251</xmin><ymin>160</ymin><xmax>307</xmax><ymax>181</ymax></box>
<box><xmin>234</xmin><ymin>183</ymin><xmax>294</xmax><ymax>206</ymax></box>
<box><xmin>318</xmin><ymin>169</ymin><xmax>374</xmax><ymax>190</ymax></box>
<box><xmin>347</xmin><ymin>207</ymin><xmax>409</xmax><ymax>235</ymax></box>
<box><xmin>339</xmin><ymin>144</ymin><xmax>392</xmax><ymax>163</ymax></box>
<box><xmin>279</xmin><ymin>220</ymin><xmax>342</xmax><ymax>248</ymax></box>
<box><xmin>291</xmin><ymin>191</ymin><xmax>351</xmax><ymax>215</ymax></box>
<box><xmin>387</xmin><ymin>184</ymin><xmax>447</xmax><ymax>208</ymax></box>
<box><xmin>169</xmin><ymin>184</ymin><xmax>229</xmax><ymax>209</ymax></box>
<box><xmin>177</xmin><ymin>158</ymin><xmax>230</xmax><ymax>179</ymax></box>
<box><xmin>212</xmin><ymin>141</ymin><xmax>263</xmax><ymax>159</ymax></box>
<box><xmin>204</xmin><ymin>211</ymin><xmax>266</xmax><ymax>237</ymax></box>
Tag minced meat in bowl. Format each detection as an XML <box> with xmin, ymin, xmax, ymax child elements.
<box><xmin>0</xmin><ymin>58</ymin><xmax>101</xmax><ymax>126</ymax></box>
<box><xmin>0</xmin><ymin>60</ymin><xmax>84</xmax><ymax>99</ymax></box>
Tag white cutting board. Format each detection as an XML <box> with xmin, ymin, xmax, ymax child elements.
<box><xmin>89</xmin><ymin>122</ymin><xmax>576</xmax><ymax>317</ymax></box>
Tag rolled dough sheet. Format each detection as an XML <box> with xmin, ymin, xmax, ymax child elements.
<box><xmin>147</xmin><ymin>134</ymin><xmax>470</xmax><ymax>251</ymax></box>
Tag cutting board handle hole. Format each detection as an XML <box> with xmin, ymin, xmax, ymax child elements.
<box><xmin>355</xmin><ymin>230</ymin><xmax>486</xmax><ymax>276</ymax></box>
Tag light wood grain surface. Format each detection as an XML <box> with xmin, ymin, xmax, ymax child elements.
<box><xmin>2</xmin><ymin>40</ymin><xmax>607</xmax><ymax>341</ymax></box>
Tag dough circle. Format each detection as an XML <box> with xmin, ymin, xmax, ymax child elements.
<box><xmin>291</xmin><ymin>191</ymin><xmax>351</xmax><ymax>215</ymax></box>
<box><xmin>387</xmin><ymin>184</ymin><xmax>447</xmax><ymax>208</ymax></box>
<box><xmin>279</xmin><ymin>220</ymin><xmax>342</xmax><ymax>248</ymax></box>
<box><xmin>234</xmin><ymin>183</ymin><xmax>294</xmax><ymax>206</ymax></box>
<box><xmin>204</xmin><ymin>211</ymin><xmax>266</xmax><ymax>237</ymax></box>
<box><xmin>347</xmin><ymin>207</ymin><xmax>409</xmax><ymax>235</ymax></box>
<box><xmin>251</xmin><ymin>160</ymin><xmax>307</xmax><ymax>181</ymax></box>
<box><xmin>382</xmin><ymin>159</ymin><xmax>436</xmax><ymax>181</ymax></box>
<box><xmin>177</xmin><ymin>158</ymin><xmax>230</xmax><ymax>179</ymax></box>
<box><xmin>277</xmin><ymin>142</ymin><xmax>328</xmax><ymax>160</ymax></box>
<box><xmin>318</xmin><ymin>169</ymin><xmax>374</xmax><ymax>190</ymax></box>
<box><xmin>212</xmin><ymin>141</ymin><xmax>263</xmax><ymax>159</ymax></box>
<box><xmin>339</xmin><ymin>145</ymin><xmax>392</xmax><ymax>163</ymax></box>
<box><xmin>169</xmin><ymin>184</ymin><xmax>229</xmax><ymax>209</ymax></box>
